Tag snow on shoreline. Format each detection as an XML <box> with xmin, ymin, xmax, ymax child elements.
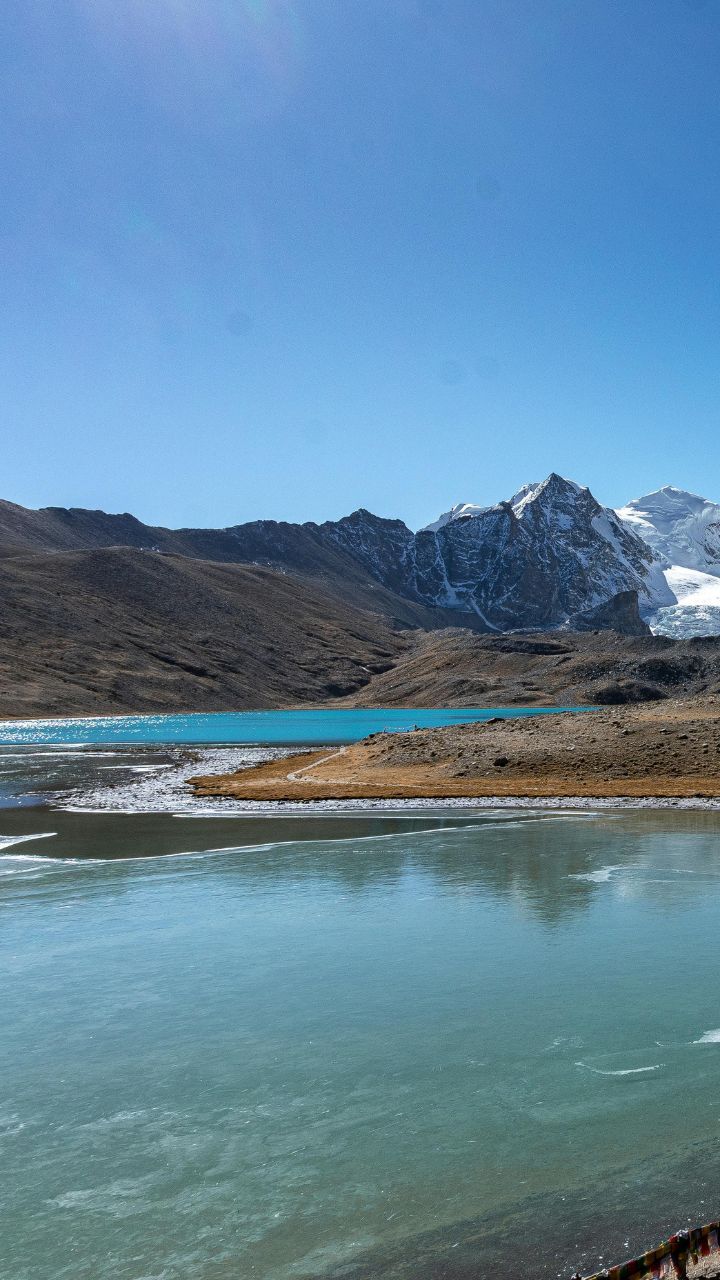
<box><xmin>60</xmin><ymin>746</ymin><xmax>291</xmax><ymax>814</ymax></box>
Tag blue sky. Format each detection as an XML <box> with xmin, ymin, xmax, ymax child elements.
<box><xmin>3</xmin><ymin>0</ymin><xmax>720</xmax><ymax>530</ymax></box>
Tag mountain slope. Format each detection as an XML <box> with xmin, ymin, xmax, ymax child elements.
<box><xmin>0</xmin><ymin>499</ymin><xmax>475</xmax><ymax>632</ymax></box>
<box><xmin>3</xmin><ymin>484</ymin><xmax>720</xmax><ymax>716</ymax></box>
<box><xmin>0</xmin><ymin>548</ymin><xmax>410</xmax><ymax>718</ymax></box>
<box><xmin>2</xmin><ymin>545</ymin><xmax>718</xmax><ymax>719</ymax></box>
<box><xmin>340</xmin><ymin>628</ymin><xmax>720</xmax><ymax>709</ymax></box>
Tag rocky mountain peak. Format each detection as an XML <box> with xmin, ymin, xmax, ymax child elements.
<box><xmin>510</xmin><ymin>473</ymin><xmax>587</xmax><ymax>516</ymax></box>
<box><xmin>409</xmin><ymin>474</ymin><xmax>673</xmax><ymax>630</ymax></box>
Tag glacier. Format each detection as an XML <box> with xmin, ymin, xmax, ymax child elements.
<box><xmin>615</xmin><ymin>487</ymin><xmax>720</xmax><ymax>637</ymax></box>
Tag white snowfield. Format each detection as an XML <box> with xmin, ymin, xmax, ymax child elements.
<box><xmin>664</xmin><ymin>565</ymin><xmax>720</xmax><ymax>604</ymax></box>
<box><xmin>423</xmin><ymin>481</ymin><xmax>720</xmax><ymax>637</ymax></box>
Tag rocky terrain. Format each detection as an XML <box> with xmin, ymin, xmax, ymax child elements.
<box><xmin>342</xmin><ymin>628</ymin><xmax>720</xmax><ymax>708</ymax></box>
<box><xmin>412</xmin><ymin>472</ymin><xmax>670</xmax><ymax>625</ymax></box>
<box><xmin>191</xmin><ymin>696</ymin><xmax>720</xmax><ymax>802</ymax></box>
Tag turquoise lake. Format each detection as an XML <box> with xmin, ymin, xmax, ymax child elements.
<box><xmin>1</xmin><ymin>734</ymin><xmax>720</xmax><ymax>1280</ymax></box>
<box><xmin>0</xmin><ymin>705</ymin><xmax>591</xmax><ymax>746</ymax></box>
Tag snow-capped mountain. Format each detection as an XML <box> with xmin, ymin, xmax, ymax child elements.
<box><xmin>616</xmin><ymin>486</ymin><xmax>720</xmax><ymax>572</ymax></box>
<box><xmin>412</xmin><ymin>474</ymin><xmax>671</xmax><ymax>630</ymax></box>
<box><xmin>615</xmin><ymin>486</ymin><xmax>720</xmax><ymax>637</ymax></box>
<box><xmin>422</xmin><ymin>478</ymin><xmax>720</xmax><ymax>636</ymax></box>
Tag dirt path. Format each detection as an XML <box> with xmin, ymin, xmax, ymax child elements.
<box><xmin>286</xmin><ymin>745</ymin><xmax>347</xmax><ymax>782</ymax></box>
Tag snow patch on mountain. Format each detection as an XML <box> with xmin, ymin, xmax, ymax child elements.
<box><xmin>421</xmin><ymin>502</ymin><xmax>489</xmax><ymax>533</ymax></box>
<box><xmin>665</xmin><ymin>565</ymin><xmax>720</xmax><ymax>603</ymax></box>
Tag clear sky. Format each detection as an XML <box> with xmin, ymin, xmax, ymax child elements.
<box><xmin>3</xmin><ymin>0</ymin><xmax>720</xmax><ymax>530</ymax></box>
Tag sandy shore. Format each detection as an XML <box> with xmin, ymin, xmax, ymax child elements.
<box><xmin>190</xmin><ymin>697</ymin><xmax>720</xmax><ymax>802</ymax></box>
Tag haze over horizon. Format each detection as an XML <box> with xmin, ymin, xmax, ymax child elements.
<box><xmin>4</xmin><ymin>0</ymin><xmax>720</xmax><ymax>529</ymax></box>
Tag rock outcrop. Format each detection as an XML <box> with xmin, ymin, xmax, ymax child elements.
<box><xmin>569</xmin><ymin>590</ymin><xmax>651</xmax><ymax>636</ymax></box>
